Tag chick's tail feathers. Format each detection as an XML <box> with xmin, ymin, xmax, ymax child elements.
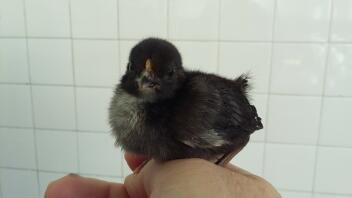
<box><xmin>233</xmin><ymin>73</ymin><xmax>251</xmax><ymax>95</ymax></box>
<box><xmin>250</xmin><ymin>105</ymin><xmax>263</xmax><ymax>131</ymax></box>
<box><xmin>233</xmin><ymin>73</ymin><xmax>263</xmax><ymax>133</ymax></box>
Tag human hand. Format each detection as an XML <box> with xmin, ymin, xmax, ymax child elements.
<box><xmin>45</xmin><ymin>153</ymin><xmax>280</xmax><ymax>198</ymax></box>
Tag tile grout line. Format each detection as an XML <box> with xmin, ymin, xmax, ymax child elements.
<box><xmin>68</xmin><ymin>0</ymin><xmax>81</xmax><ymax>175</ymax></box>
<box><xmin>215</xmin><ymin>0</ymin><xmax>222</xmax><ymax>74</ymax></box>
<box><xmin>21</xmin><ymin>0</ymin><xmax>41</xmax><ymax>194</ymax></box>
<box><xmin>0</xmin><ymin>170</ymin><xmax>3</xmax><ymax>198</ymax></box>
<box><xmin>311</xmin><ymin>0</ymin><xmax>334</xmax><ymax>194</ymax></box>
<box><xmin>0</xmin><ymin>166</ymin><xmax>124</xmax><ymax>179</ymax></box>
<box><xmin>280</xmin><ymin>188</ymin><xmax>352</xmax><ymax>197</ymax></box>
<box><xmin>116</xmin><ymin>0</ymin><xmax>125</xmax><ymax>178</ymax></box>
<box><xmin>4</xmin><ymin>35</ymin><xmax>352</xmax><ymax>44</ymax></box>
<box><xmin>262</xmin><ymin>0</ymin><xmax>278</xmax><ymax>178</ymax></box>
<box><xmin>0</xmin><ymin>82</ymin><xmax>114</xmax><ymax>89</ymax></box>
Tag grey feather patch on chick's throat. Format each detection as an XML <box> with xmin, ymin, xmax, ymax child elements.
<box><xmin>180</xmin><ymin>129</ymin><xmax>231</xmax><ymax>149</ymax></box>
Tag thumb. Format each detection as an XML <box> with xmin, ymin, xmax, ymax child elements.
<box><xmin>124</xmin><ymin>160</ymin><xmax>160</xmax><ymax>198</ymax></box>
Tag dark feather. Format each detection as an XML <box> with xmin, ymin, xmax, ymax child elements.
<box><xmin>109</xmin><ymin>38</ymin><xmax>263</xmax><ymax>162</ymax></box>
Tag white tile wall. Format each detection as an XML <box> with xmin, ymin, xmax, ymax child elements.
<box><xmin>1</xmin><ymin>0</ymin><xmax>352</xmax><ymax>197</ymax></box>
<box><xmin>314</xmin><ymin>147</ymin><xmax>352</xmax><ymax>194</ymax></box>
<box><xmin>76</xmin><ymin>87</ymin><xmax>113</xmax><ymax>132</ymax></box>
<box><xmin>0</xmin><ymin>85</ymin><xmax>33</xmax><ymax>127</ymax></box>
<box><xmin>325</xmin><ymin>44</ymin><xmax>352</xmax><ymax>96</ymax></box>
<box><xmin>270</xmin><ymin>43</ymin><xmax>327</xmax><ymax>95</ymax></box>
<box><xmin>314</xmin><ymin>194</ymin><xmax>351</xmax><ymax>198</ymax></box>
<box><xmin>119</xmin><ymin>0</ymin><xmax>167</xmax><ymax>39</ymax></box>
<box><xmin>319</xmin><ymin>97</ymin><xmax>352</xmax><ymax>147</ymax></box>
<box><xmin>0</xmin><ymin>39</ymin><xmax>29</xmax><ymax>83</ymax></box>
<box><xmin>219</xmin><ymin>42</ymin><xmax>272</xmax><ymax>93</ymax></box>
<box><xmin>25</xmin><ymin>0</ymin><xmax>71</xmax><ymax>37</ymax></box>
<box><xmin>32</xmin><ymin>86</ymin><xmax>76</xmax><ymax>129</ymax></box>
<box><xmin>169</xmin><ymin>0</ymin><xmax>219</xmax><ymax>40</ymax></box>
<box><xmin>330</xmin><ymin>0</ymin><xmax>352</xmax><ymax>41</ymax></box>
<box><xmin>78</xmin><ymin>132</ymin><xmax>122</xmax><ymax>176</ymax></box>
<box><xmin>173</xmin><ymin>41</ymin><xmax>218</xmax><ymax>73</ymax></box>
<box><xmin>36</xmin><ymin>130</ymin><xmax>78</xmax><ymax>172</ymax></box>
<box><xmin>274</xmin><ymin>0</ymin><xmax>331</xmax><ymax>41</ymax></box>
<box><xmin>220</xmin><ymin>0</ymin><xmax>275</xmax><ymax>41</ymax></box>
<box><xmin>70</xmin><ymin>0</ymin><xmax>118</xmax><ymax>39</ymax></box>
<box><xmin>28</xmin><ymin>39</ymin><xmax>73</xmax><ymax>85</ymax></box>
<box><xmin>0</xmin><ymin>128</ymin><xmax>36</xmax><ymax>169</ymax></box>
<box><xmin>264</xmin><ymin>144</ymin><xmax>316</xmax><ymax>191</ymax></box>
<box><xmin>0</xmin><ymin>169</ymin><xmax>39</xmax><ymax>198</ymax></box>
<box><xmin>267</xmin><ymin>95</ymin><xmax>321</xmax><ymax>144</ymax></box>
<box><xmin>0</xmin><ymin>0</ymin><xmax>26</xmax><ymax>37</ymax></box>
<box><xmin>280</xmin><ymin>190</ymin><xmax>312</xmax><ymax>198</ymax></box>
<box><xmin>73</xmin><ymin>40</ymin><xmax>119</xmax><ymax>86</ymax></box>
<box><xmin>230</xmin><ymin>142</ymin><xmax>264</xmax><ymax>176</ymax></box>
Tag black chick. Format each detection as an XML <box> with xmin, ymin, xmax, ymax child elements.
<box><xmin>109</xmin><ymin>38</ymin><xmax>263</xmax><ymax>165</ymax></box>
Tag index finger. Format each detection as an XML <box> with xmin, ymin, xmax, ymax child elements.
<box><xmin>45</xmin><ymin>174</ymin><xmax>129</xmax><ymax>198</ymax></box>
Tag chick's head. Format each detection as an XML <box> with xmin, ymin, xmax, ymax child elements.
<box><xmin>121</xmin><ymin>38</ymin><xmax>185</xmax><ymax>102</ymax></box>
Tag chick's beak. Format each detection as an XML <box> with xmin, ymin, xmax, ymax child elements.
<box><xmin>139</xmin><ymin>59</ymin><xmax>160</xmax><ymax>90</ymax></box>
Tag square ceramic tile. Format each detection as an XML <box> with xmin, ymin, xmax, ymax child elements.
<box><xmin>0</xmin><ymin>0</ymin><xmax>26</xmax><ymax>36</ymax></box>
<box><xmin>169</xmin><ymin>0</ymin><xmax>219</xmax><ymax>40</ymax></box>
<box><xmin>39</xmin><ymin>172</ymin><xmax>66</xmax><ymax>198</ymax></box>
<box><xmin>78</xmin><ymin>133</ymin><xmax>122</xmax><ymax>176</ymax></box>
<box><xmin>220</xmin><ymin>0</ymin><xmax>275</xmax><ymax>41</ymax></box>
<box><xmin>119</xmin><ymin>40</ymin><xmax>139</xmax><ymax>76</ymax></box>
<box><xmin>319</xmin><ymin>98</ymin><xmax>352</xmax><ymax>147</ymax></box>
<box><xmin>279</xmin><ymin>190</ymin><xmax>312</xmax><ymax>198</ymax></box>
<box><xmin>0</xmin><ymin>85</ymin><xmax>33</xmax><ymax>127</ymax></box>
<box><xmin>76</xmin><ymin>88</ymin><xmax>113</xmax><ymax>132</ymax></box>
<box><xmin>249</xmin><ymin>94</ymin><xmax>268</xmax><ymax>141</ymax></box>
<box><xmin>119</xmin><ymin>0</ymin><xmax>167</xmax><ymax>39</ymax></box>
<box><xmin>230</xmin><ymin>142</ymin><xmax>264</xmax><ymax>176</ymax></box>
<box><xmin>36</xmin><ymin>130</ymin><xmax>78</xmax><ymax>172</ymax></box>
<box><xmin>0</xmin><ymin>39</ymin><xmax>29</xmax><ymax>83</ymax></box>
<box><xmin>267</xmin><ymin>95</ymin><xmax>321</xmax><ymax>144</ymax></box>
<box><xmin>173</xmin><ymin>41</ymin><xmax>218</xmax><ymax>73</ymax></box>
<box><xmin>271</xmin><ymin>44</ymin><xmax>327</xmax><ymax>95</ymax></box>
<box><xmin>28</xmin><ymin>39</ymin><xmax>73</xmax><ymax>85</ymax></box>
<box><xmin>25</xmin><ymin>0</ymin><xmax>70</xmax><ymax>37</ymax></box>
<box><xmin>315</xmin><ymin>147</ymin><xmax>352</xmax><ymax>194</ymax></box>
<box><xmin>73</xmin><ymin>40</ymin><xmax>119</xmax><ymax>86</ymax></box>
<box><xmin>0</xmin><ymin>127</ymin><xmax>36</xmax><ymax>169</ymax></box>
<box><xmin>32</xmin><ymin>86</ymin><xmax>75</xmax><ymax>129</ymax></box>
<box><xmin>264</xmin><ymin>144</ymin><xmax>316</xmax><ymax>191</ymax></box>
<box><xmin>331</xmin><ymin>0</ymin><xmax>352</xmax><ymax>41</ymax></box>
<box><xmin>71</xmin><ymin>0</ymin><xmax>118</xmax><ymax>38</ymax></box>
<box><xmin>314</xmin><ymin>194</ymin><xmax>351</xmax><ymax>198</ymax></box>
<box><xmin>325</xmin><ymin>45</ymin><xmax>352</xmax><ymax>96</ymax></box>
<box><xmin>274</xmin><ymin>0</ymin><xmax>331</xmax><ymax>41</ymax></box>
<box><xmin>219</xmin><ymin>42</ymin><xmax>272</xmax><ymax>93</ymax></box>
<box><xmin>0</xmin><ymin>169</ymin><xmax>39</xmax><ymax>198</ymax></box>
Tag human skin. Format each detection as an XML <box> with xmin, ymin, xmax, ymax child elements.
<box><xmin>45</xmin><ymin>153</ymin><xmax>281</xmax><ymax>198</ymax></box>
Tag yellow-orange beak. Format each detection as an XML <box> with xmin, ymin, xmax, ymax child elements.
<box><xmin>145</xmin><ymin>59</ymin><xmax>153</xmax><ymax>73</ymax></box>
<box><xmin>140</xmin><ymin>59</ymin><xmax>160</xmax><ymax>90</ymax></box>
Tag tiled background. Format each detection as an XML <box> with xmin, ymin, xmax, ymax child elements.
<box><xmin>0</xmin><ymin>0</ymin><xmax>351</xmax><ymax>197</ymax></box>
